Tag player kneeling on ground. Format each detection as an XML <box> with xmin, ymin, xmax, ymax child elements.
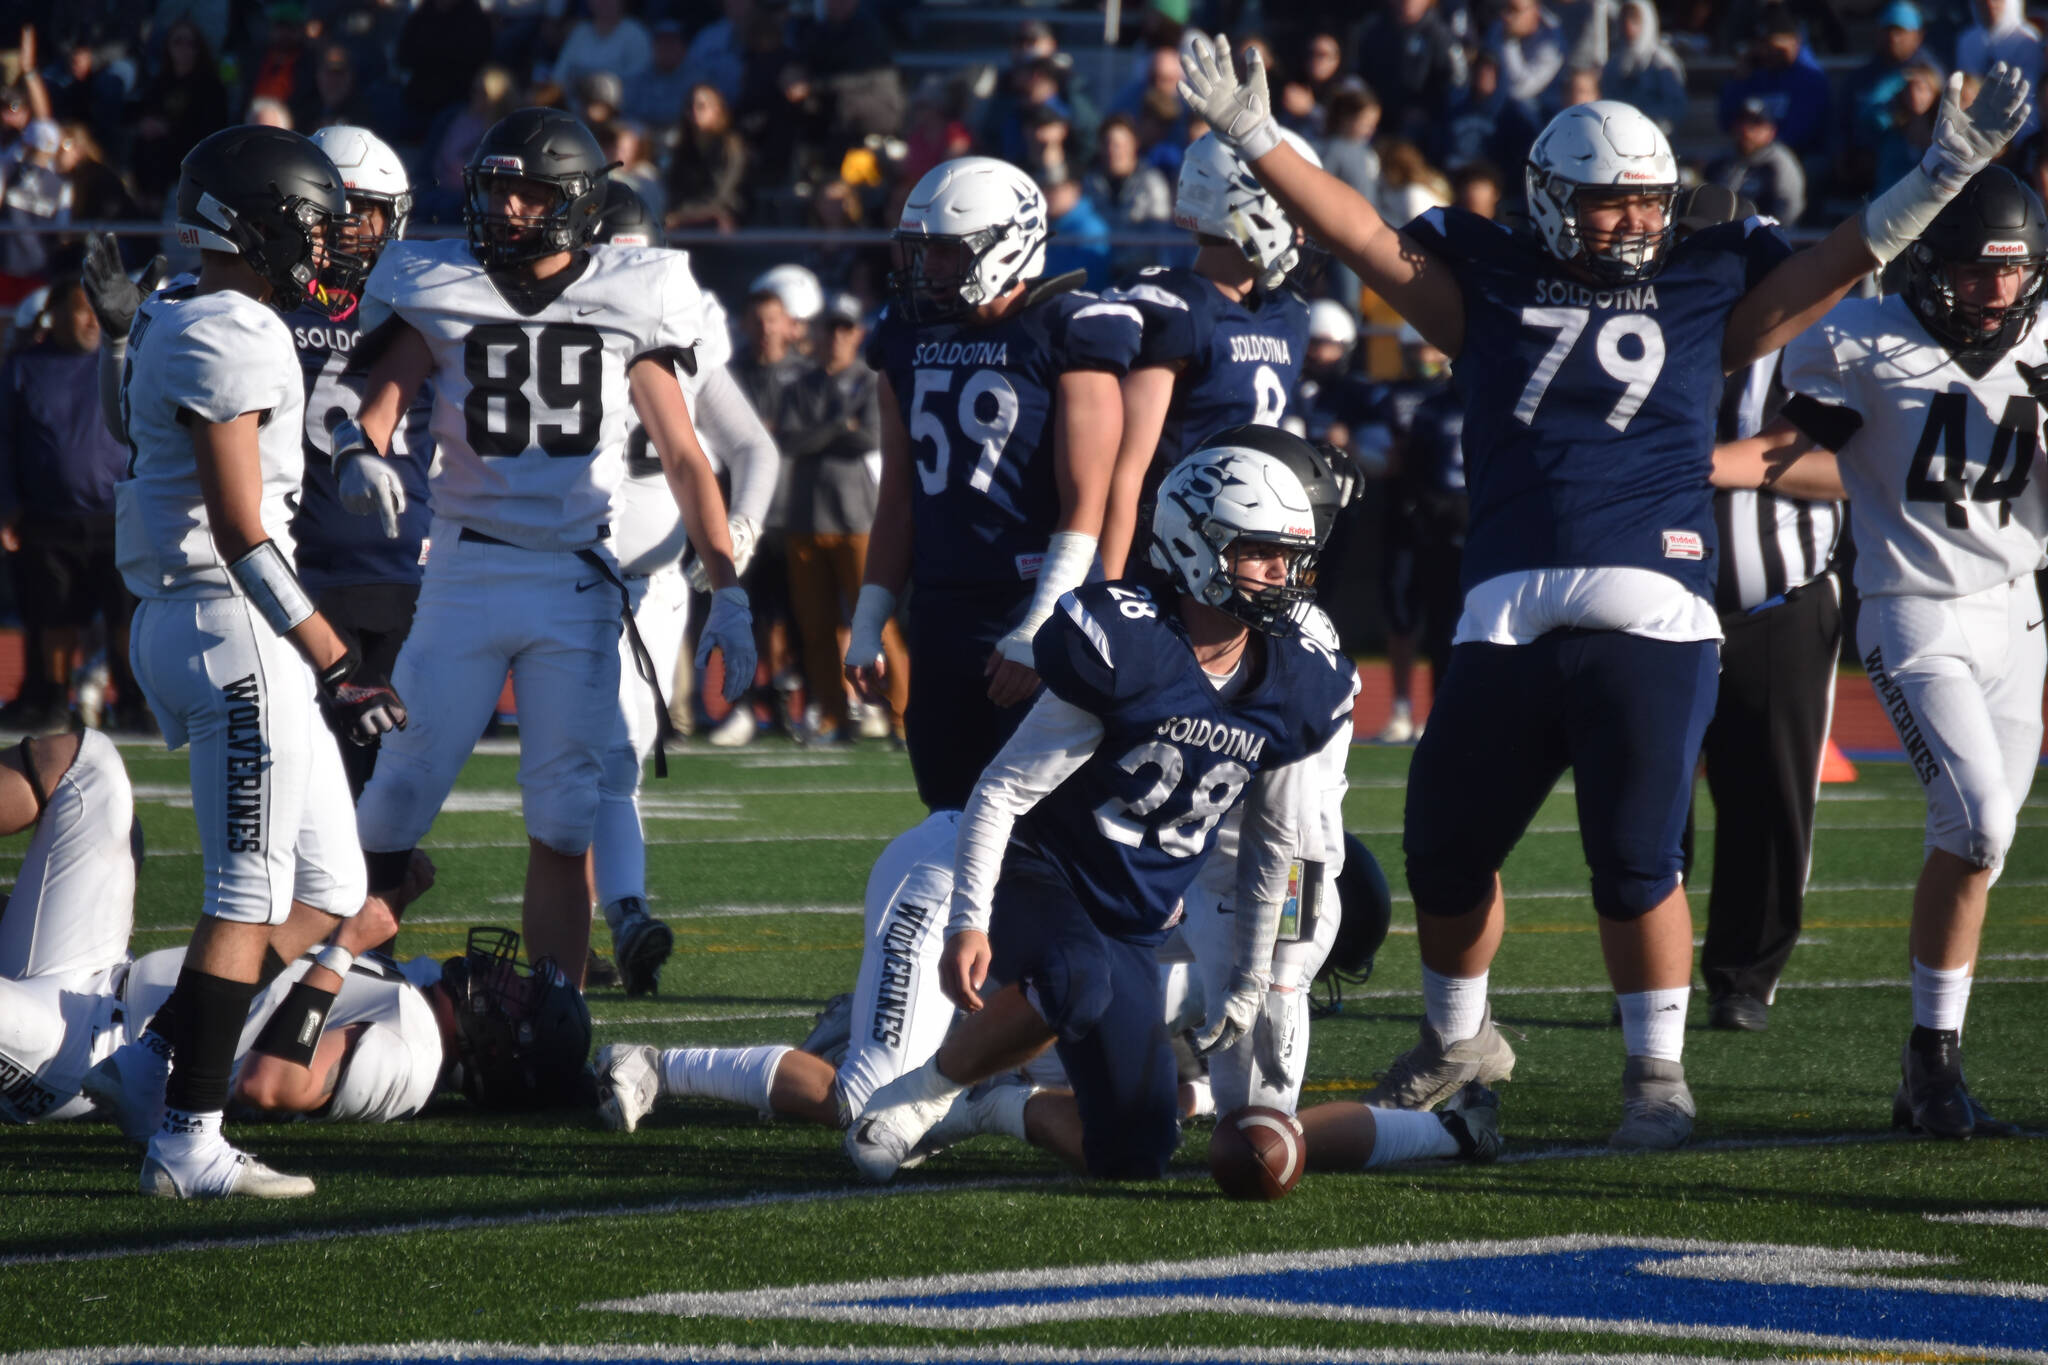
<box><xmin>1712</xmin><ymin>167</ymin><xmax>2048</xmax><ymax>1139</ymax></box>
<box><xmin>846</xmin><ymin>434</ymin><xmax>1357</xmax><ymax>1183</ymax></box>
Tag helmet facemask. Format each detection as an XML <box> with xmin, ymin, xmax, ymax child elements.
<box><xmin>888</xmin><ymin>225</ymin><xmax>1028</xmax><ymax>325</ymax></box>
<box><xmin>1206</xmin><ymin>531</ymin><xmax>1318</xmax><ymax>637</ymax></box>
<box><xmin>186</xmin><ymin>188</ymin><xmax>369</xmax><ymax>321</ymax></box>
<box><xmin>1151</xmin><ymin>450</ymin><xmax>1321</xmax><ymax>639</ymax></box>
<box><xmin>1907</xmin><ymin>250</ymin><xmax>2048</xmax><ymax>357</ymax></box>
<box><xmin>464</xmin><ymin>166</ymin><xmax>599</xmax><ymax>270</ymax></box>
<box><xmin>440</xmin><ymin>927</ymin><xmax>590</xmax><ymax>1110</ymax></box>
<box><xmin>1528</xmin><ymin>169</ymin><xmax>1676</xmax><ymax>283</ymax></box>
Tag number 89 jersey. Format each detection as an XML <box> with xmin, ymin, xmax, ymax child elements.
<box><xmin>1407</xmin><ymin>206</ymin><xmax>1791</xmax><ymax>599</ymax></box>
<box><xmin>866</xmin><ymin>288</ymin><xmax>1142</xmax><ymax>589</ymax></box>
<box><xmin>362</xmin><ymin>239</ymin><xmax>703</xmax><ymax>552</ymax></box>
<box><xmin>1782</xmin><ymin>293</ymin><xmax>2048</xmax><ymax>600</ymax></box>
<box><xmin>1018</xmin><ymin>581</ymin><xmax>1357</xmax><ymax>940</ymax></box>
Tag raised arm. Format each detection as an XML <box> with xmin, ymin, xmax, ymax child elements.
<box><xmin>1726</xmin><ymin>65</ymin><xmax>2032</xmax><ymax>368</ymax></box>
<box><xmin>1179</xmin><ymin>32</ymin><xmax>1465</xmax><ymax>355</ymax></box>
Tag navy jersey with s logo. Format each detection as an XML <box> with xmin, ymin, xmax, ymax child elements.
<box><xmin>1019</xmin><ymin>580</ymin><xmax>1357</xmax><ymax>941</ymax></box>
<box><xmin>867</xmin><ymin>290</ymin><xmax>1142</xmax><ymax>589</ymax></box>
<box><xmin>1405</xmin><ymin>207</ymin><xmax>1791</xmax><ymax>598</ymax></box>
<box><xmin>1108</xmin><ymin>266</ymin><xmax>1311</xmax><ymax>470</ymax></box>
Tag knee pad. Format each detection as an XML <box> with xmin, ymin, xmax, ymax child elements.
<box><xmin>524</xmin><ymin>784</ymin><xmax>600</xmax><ymax>857</ymax></box>
<box><xmin>1591</xmin><ymin>869</ymin><xmax>1681</xmax><ymax>922</ymax></box>
<box><xmin>1022</xmin><ymin>936</ymin><xmax>1115</xmax><ymax>1043</ymax></box>
<box><xmin>1932</xmin><ymin>794</ymin><xmax>2016</xmax><ymax>873</ymax></box>
<box><xmin>1405</xmin><ymin>854</ymin><xmax>1495</xmax><ymax>920</ymax></box>
<box><xmin>599</xmin><ymin>742</ymin><xmax>642</xmax><ymax>802</ymax></box>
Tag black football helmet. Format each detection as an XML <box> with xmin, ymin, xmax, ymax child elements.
<box><xmin>1904</xmin><ymin>167</ymin><xmax>2048</xmax><ymax>359</ymax></box>
<box><xmin>440</xmin><ymin>927</ymin><xmax>594</xmax><ymax>1109</ymax></box>
<box><xmin>463</xmin><ymin>108</ymin><xmax>611</xmax><ymax>269</ymax></box>
<box><xmin>592</xmin><ymin>178</ymin><xmax>663</xmax><ymax>248</ymax></box>
<box><xmin>1202</xmin><ymin>423</ymin><xmax>1363</xmax><ymax>548</ymax></box>
<box><xmin>175</xmin><ymin>125</ymin><xmax>367</xmax><ymax>320</ymax></box>
<box><xmin>1311</xmin><ymin>835</ymin><xmax>1393</xmax><ymax>1019</ymax></box>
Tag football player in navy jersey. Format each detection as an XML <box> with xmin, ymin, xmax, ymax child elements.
<box><xmin>846</xmin><ymin>438</ymin><xmax>1357</xmax><ymax>1183</ymax></box>
<box><xmin>845</xmin><ymin>156</ymin><xmax>1143</xmax><ymax>814</ymax></box>
<box><xmin>1097</xmin><ymin>132</ymin><xmax>1315</xmax><ymax>577</ymax></box>
<box><xmin>1181</xmin><ymin>33</ymin><xmax>2033</xmax><ymax>1146</ymax></box>
<box><xmin>287</xmin><ymin>126</ymin><xmax>436</xmax><ymax>798</ymax></box>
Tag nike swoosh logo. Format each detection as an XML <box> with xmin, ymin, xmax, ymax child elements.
<box><xmin>575</xmin><ymin>580</ymin><xmax>603</xmax><ymax>593</ymax></box>
<box><xmin>577</xmin><ymin>306</ymin><xmax>602</xmax><ymax>316</ymax></box>
<box><xmin>2031</xmin><ymin>619</ymin><xmax>2044</xmax><ymax>631</ymax></box>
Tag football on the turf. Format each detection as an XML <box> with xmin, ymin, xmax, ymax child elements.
<box><xmin>1209</xmin><ymin>1105</ymin><xmax>1305</xmax><ymax>1200</ymax></box>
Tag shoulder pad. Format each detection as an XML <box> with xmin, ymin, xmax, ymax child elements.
<box><xmin>1033</xmin><ymin>582</ymin><xmax>1170</xmax><ymax>713</ymax></box>
<box><xmin>1021</xmin><ymin>269</ymin><xmax>1088</xmax><ymax>309</ymax></box>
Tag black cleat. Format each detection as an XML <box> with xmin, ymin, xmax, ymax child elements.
<box><xmin>585</xmin><ymin>949</ymin><xmax>621</xmax><ymax>989</ymax></box>
<box><xmin>613</xmin><ymin>900</ymin><xmax>674</xmax><ymax>998</ymax></box>
<box><xmin>1893</xmin><ymin>1026</ymin><xmax>2004</xmax><ymax>1139</ymax></box>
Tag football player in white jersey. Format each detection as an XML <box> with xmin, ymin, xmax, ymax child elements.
<box><xmin>1713</xmin><ymin>168</ymin><xmax>2048</xmax><ymax>1139</ymax></box>
<box><xmin>327</xmin><ymin>109</ymin><xmax>757</xmax><ymax>987</ymax></box>
<box><xmin>110</xmin><ymin>126</ymin><xmax>406</xmax><ymax>1198</ymax></box>
<box><xmin>587</xmin><ymin>183</ymin><xmax>778</xmax><ymax>996</ymax></box>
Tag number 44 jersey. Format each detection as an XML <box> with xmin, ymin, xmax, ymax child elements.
<box><xmin>1406</xmin><ymin>206</ymin><xmax>1791</xmax><ymax>600</ymax></box>
<box><xmin>362</xmin><ymin>239</ymin><xmax>703</xmax><ymax>552</ymax></box>
<box><xmin>1781</xmin><ymin>292</ymin><xmax>2048</xmax><ymax>600</ymax></box>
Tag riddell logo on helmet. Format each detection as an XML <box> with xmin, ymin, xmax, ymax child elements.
<box><xmin>175</xmin><ymin>226</ymin><xmax>202</xmax><ymax>247</ymax></box>
<box><xmin>1982</xmin><ymin>241</ymin><xmax>2029</xmax><ymax>257</ymax></box>
<box><xmin>1617</xmin><ymin>171</ymin><xmax>1660</xmax><ymax>182</ymax></box>
<box><xmin>481</xmin><ymin>155</ymin><xmax>524</xmax><ymax>173</ymax></box>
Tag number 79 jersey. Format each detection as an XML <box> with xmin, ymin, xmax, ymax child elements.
<box><xmin>362</xmin><ymin>239</ymin><xmax>704</xmax><ymax>552</ymax></box>
<box><xmin>1406</xmin><ymin>207</ymin><xmax>1791</xmax><ymax>598</ymax></box>
<box><xmin>866</xmin><ymin>288</ymin><xmax>1142</xmax><ymax>589</ymax></box>
<box><xmin>1781</xmin><ymin>293</ymin><xmax>2048</xmax><ymax>600</ymax></box>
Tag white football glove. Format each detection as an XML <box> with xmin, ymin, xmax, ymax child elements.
<box><xmin>1177</xmin><ymin>30</ymin><xmax>1282</xmax><ymax>163</ymax></box>
<box><xmin>330</xmin><ymin>419</ymin><xmax>406</xmax><ymax>540</ymax></box>
<box><xmin>1192</xmin><ymin>969</ymin><xmax>1268</xmax><ymax>1057</ymax></box>
<box><xmin>1923</xmin><ymin>64</ymin><xmax>2031</xmax><ymax>194</ymax></box>
<box><xmin>695</xmin><ymin>585</ymin><xmax>757</xmax><ymax>703</ymax></box>
<box><xmin>1253</xmin><ymin>987</ymin><xmax>1301</xmax><ymax>1092</ymax></box>
<box><xmin>686</xmin><ymin>515</ymin><xmax>760</xmax><ymax>594</ymax></box>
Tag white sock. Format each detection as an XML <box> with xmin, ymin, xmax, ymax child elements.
<box><xmin>1912</xmin><ymin>959</ymin><xmax>1973</xmax><ymax>1033</ymax></box>
<box><xmin>1618</xmin><ymin>988</ymin><xmax>1689</xmax><ymax>1063</ymax></box>
<box><xmin>153</xmin><ymin>1107</ymin><xmax>223</xmax><ymax>1152</ymax></box>
<box><xmin>602</xmin><ymin>894</ymin><xmax>649</xmax><ymax>935</ymax></box>
<box><xmin>1422</xmin><ymin>966</ymin><xmax>1489</xmax><ymax>1043</ymax></box>
<box><xmin>592</xmin><ymin>793</ymin><xmax>646</xmax><ymax>917</ymax></box>
<box><xmin>1390</xmin><ymin>698</ymin><xmax>1412</xmax><ymax>722</ymax></box>
<box><xmin>659</xmin><ymin>1045</ymin><xmax>789</xmax><ymax>1112</ymax></box>
<box><xmin>1363</xmin><ymin>1106</ymin><xmax>1460</xmax><ymax>1167</ymax></box>
<box><xmin>897</xmin><ymin>1054</ymin><xmax>966</xmax><ymax>1106</ymax></box>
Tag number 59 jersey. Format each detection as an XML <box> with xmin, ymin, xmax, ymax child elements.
<box><xmin>362</xmin><ymin>239</ymin><xmax>703</xmax><ymax>552</ymax></box>
<box><xmin>1407</xmin><ymin>207</ymin><xmax>1791</xmax><ymax>599</ymax></box>
<box><xmin>866</xmin><ymin>288</ymin><xmax>1142</xmax><ymax>589</ymax></box>
<box><xmin>1781</xmin><ymin>293</ymin><xmax>2048</xmax><ymax>600</ymax></box>
<box><xmin>1018</xmin><ymin>581</ymin><xmax>1358</xmax><ymax>940</ymax></box>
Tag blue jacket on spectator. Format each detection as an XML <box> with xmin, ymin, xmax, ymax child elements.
<box><xmin>1718</xmin><ymin>42</ymin><xmax>1832</xmax><ymax>156</ymax></box>
<box><xmin>1045</xmin><ymin>191</ymin><xmax>1113</xmax><ymax>291</ymax></box>
<box><xmin>0</xmin><ymin>342</ymin><xmax>126</xmax><ymax>524</ymax></box>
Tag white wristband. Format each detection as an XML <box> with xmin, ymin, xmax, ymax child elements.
<box><xmin>845</xmin><ymin>583</ymin><xmax>897</xmax><ymax>669</ymax></box>
<box><xmin>226</xmin><ymin>540</ymin><xmax>315</xmax><ymax>637</ymax></box>
<box><xmin>314</xmin><ymin>943</ymin><xmax>355</xmax><ymax>977</ymax></box>
<box><xmin>998</xmin><ymin>531</ymin><xmax>1097</xmax><ymax>665</ymax></box>
<box><xmin>1860</xmin><ymin>165</ymin><xmax>1955</xmax><ymax>265</ymax></box>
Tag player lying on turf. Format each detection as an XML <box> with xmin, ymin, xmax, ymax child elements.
<box><xmin>1178</xmin><ymin>30</ymin><xmax>2033</xmax><ymax>1147</ymax></box>
<box><xmin>1711</xmin><ymin>167</ymin><xmax>2047</xmax><ymax>1140</ymax></box>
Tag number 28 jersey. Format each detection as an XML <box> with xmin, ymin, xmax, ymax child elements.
<box><xmin>866</xmin><ymin>289</ymin><xmax>1142</xmax><ymax>589</ymax></box>
<box><xmin>1408</xmin><ymin>207</ymin><xmax>1791</xmax><ymax>599</ymax></box>
<box><xmin>1781</xmin><ymin>293</ymin><xmax>2048</xmax><ymax>599</ymax></box>
<box><xmin>362</xmin><ymin>239</ymin><xmax>703</xmax><ymax>552</ymax></box>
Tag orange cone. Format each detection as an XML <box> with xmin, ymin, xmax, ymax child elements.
<box><xmin>1820</xmin><ymin>737</ymin><xmax>1858</xmax><ymax>784</ymax></box>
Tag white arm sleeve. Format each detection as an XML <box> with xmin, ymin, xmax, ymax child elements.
<box><xmin>694</xmin><ymin>364</ymin><xmax>779</xmax><ymax>526</ymax></box>
<box><xmin>1231</xmin><ymin>757</ymin><xmax>1315</xmax><ymax>988</ymax></box>
<box><xmin>949</xmin><ymin>692</ymin><xmax>1105</xmax><ymax>936</ymax></box>
<box><xmin>98</xmin><ymin>336</ymin><xmax>127</xmax><ymax>442</ymax></box>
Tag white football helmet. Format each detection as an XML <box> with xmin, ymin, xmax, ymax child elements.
<box><xmin>749</xmin><ymin>263</ymin><xmax>824</xmax><ymax>322</ymax></box>
<box><xmin>1524</xmin><ymin>100</ymin><xmax>1678</xmax><ymax>283</ymax></box>
<box><xmin>1150</xmin><ymin>440</ymin><xmax>1320</xmax><ymax>637</ymax></box>
<box><xmin>1175</xmin><ymin>129</ymin><xmax>1322</xmax><ymax>291</ymax></box>
<box><xmin>309</xmin><ymin>124</ymin><xmax>412</xmax><ymax>248</ymax></box>
<box><xmin>891</xmin><ymin>156</ymin><xmax>1049</xmax><ymax>323</ymax></box>
<box><xmin>1307</xmin><ymin>298</ymin><xmax>1358</xmax><ymax>350</ymax></box>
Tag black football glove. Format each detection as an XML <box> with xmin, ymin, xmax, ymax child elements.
<box><xmin>82</xmin><ymin>233</ymin><xmax>167</xmax><ymax>342</ymax></box>
<box><xmin>318</xmin><ymin>648</ymin><xmax>408</xmax><ymax>746</ymax></box>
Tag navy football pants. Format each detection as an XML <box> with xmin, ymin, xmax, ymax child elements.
<box><xmin>904</xmin><ymin>583</ymin><xmax>1034</xmax><ymax>811</ymax></box>
<box><xmin>1404</xmin><ymin>629</ymin><xmax>1719</xmax><ymax>922</ymax></box>
<box><xmin>988</xmin><ymin>850</ymin><xmax>1180</xmax><ymax>1180</ymax></box>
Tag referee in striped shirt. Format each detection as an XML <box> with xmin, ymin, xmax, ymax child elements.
<box><xmin>1683</xmin><ymin>186</ymin><xmax>1847</xmax><ymax>1033</ymax></box>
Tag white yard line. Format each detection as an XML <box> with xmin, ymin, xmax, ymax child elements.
<box><xmin>0</xmin><ymin>1344</ymin><xmax>1778</xmax><ymax>1365</ymax></box>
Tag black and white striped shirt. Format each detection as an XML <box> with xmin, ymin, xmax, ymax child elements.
<box><xmin>1713</xmin><ymin>352</ymin><xmax>1844</xmax><ymax>615</ymax></box>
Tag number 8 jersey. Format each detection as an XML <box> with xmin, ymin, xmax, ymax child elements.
<box><xmin>360</xmin><ymin>239</ymin><xmax>703</xmax><ymax>552</ymax></box>
<box><xmin>866</xmin><ymin>286</ymin><xmax>1142</xmax><ymax>589</ymax></box>
<box><xmin>1406</xmin><ymin>206</ymin><xmax>1791</xmax><ymax>601</ymax></box>
<box><xmin>1781</xmin><ymin>292</ymin><xmax>2048</xmax><ymax>599</ymax></box>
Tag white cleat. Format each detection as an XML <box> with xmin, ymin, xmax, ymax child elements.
<box><xmin>707</xmin><ymin>705</ymin><xmax>755</xmax><ymax>748</ymax></box>
<box><xmin>1609</xmin><ymin>1056</ymin><xmax>1696</xmax><ymax>1150</ymax></box>
<box><xmin>83</xmin><ymin>1038</ymin><xmax>172</xmax><ymax>1142</ymax></box>
<box><xmin>141</xmin><ymin>1141</ymin><xmax>315</xmax><ymax>1199</ymax></box>
<box><xmin>845</xmin><ymin>1066</ymin><xmax>963</xmax><ymax>1183</ymax></box>
<box><xmin>1374</xmin><ymin>705</ymin><xmax>1415</xmax><ymax>744</ymax></box>
<box><xmin>593</xmin><ymin>1044</ymin><xmax>662</xmax><ymax>1134</ymax></box>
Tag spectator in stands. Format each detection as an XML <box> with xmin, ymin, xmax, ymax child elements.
<box><xmin>576</xmin><ymin>73</ymin><xmax>624</xmax><ymax>129</ymax></box>
<box><xmin>1442</xmin><ymin>50</ymin><xmax>1539</xmax><ymax>176</ymax></box>
<box><xmin>1279</xmin><ymin>31</ymin><xmax>1346</xmax><ymax>135</ymax></box>
<box><xmin>989</xmin><ymin>57</ymin><xmax>1072</xmax><ymax>167</ymax></box>
<box><xmin>803</xmin><ymin>0</ymin><xmax>904</xmax><ymax>145</ymax></box>
<box><xmin>1956</xmin><ymin>0</ymin><xmax>2040</xmax><ymax>138</ymax></box>
<box><xmin>685</xmin><ymin>0</ymin><xmax>756</xmax><ymax>109</ymax></box>
<box><xmin>1040</xmin><ymin>165</ymin><xmax>1111</xmax><ymax>288</ymax></box>
<box><xmin>1490</xmin><ymin>0</ymin><xmax>1568</xmax><ymax>107</ymax></box>
<box><xmin>901</xmin><ymin>75</ymin><xmax>974</xmax><ymax>189</ymax></box>
<box><xmin>0</xmin><ymin>277</ymin><xmax>139</xmax><ymax>733</ymax></box>
<box><xmin>666</xmin><ymin>84</ymin><xmax>747</xmax><ymax>233</ymax></box>
<box><xmin>1717</xmin><ymin>6</ymin><xmax>1832</xmax><ymax>158</ymax></box>
<box><xmin>1875</xmin><ymin>57</ymin><xmax>1947</xmax><ymax>192</ymax></box>
<box><xmin>1451</xmin><ymin>160</ymin><xmax>1503</xmax><ymax>218</ymax></box>
<box><xmin>126</xmin><ymin>20</ymin><xmax>230</xmax><ymax>210</ymax></box>
<box><xmin>1561</xmin><ymin>65</ymin><xmax>1602</xmax><ymax>106</ymax></box>
<box><xmin>1111</xmin><ymin>44</ymin><xmax>1185</xmax><ymax>133</ymax></box>
<box><xmin>1842</xmin><ymin>3</ymin><xmax>1938</xmax><ymax>192</ymax></box>
<box><xmin>554</xmin><ymin>0</ymin><xmax>650</xmax><ymax>92</ymax></box>
<box><xmin>41</xmin><ymin>38</ymin><xmax>124</xmax><ymax>150</ymax></box>
<box><xmin>1376</xmin><ymin>139</ymin><xmax>1452</xmax><ymax>228</ymax></box>
<box><xmin>432</xmin><ymin>64</ymin><xmax>518</xmax><ymax>200</ymax></box>
<box><xmin>1320</xmin><ymin>84</ymin><xmax>1382</xmax><ymax>201</ymax></box>
<box><xmin>1602</xmin><ymin>0</ymin><xmax>1687</xmax><ymax>133</ymax></box>
<box><xmin>1087</xmin><ymin>112</ymin><xmax>1172</xmax><ymax>230</ymax></box>
<box><xmin>1709</xmin><ymin>96</ymin><xmax>1806</xmax><ymax>225</ymax></box>
<box><xmin>295</xmin><ymin>41</ymin><xmax>372</xmax><ymax>131</ymax></box>
<box><xmin>1</xmin><ymin>87</ymin><xmax>32</xmax><ymax>164</ymax></box>
<box><xmin>396</xmin><ymin>0</ymin><xmax>492</xmax><ymax>134</ymax></box>
<box><xmin>1354</xmin><ymin>0</ymin><xmax>1465</xmax><ymax>148</ymax></box>
<box><xmin>625</xmin><ymin>21</ymin><xmax>694</xmax><ymax>134</ymax></box>
<box><xmin>0</xmin><ymin>121</ymin><xmax>70</xmax><ymax>308</ymax></box>
<box><xmin>1024</xmin><ymin>101</ymin><xmax>1075</xmax><ymax>181</ymax></box>
<box><xmin>56</xmin><ymin>124</ymin><xmax>137</xmax><ymax>254</ymax></box>
<box><xmin>248</xmin><ymin>5</ymin><xmax>314</xmax><ymax>116</ymax></box>
<box><xmin>781</xmin><ymin>291</ymin><xmax>905</xmax><ymax>745</ymax></box>
<box><xmin>599</xmin><ymin>120</ymin><xmax>664</xmax><ymax>221</ymax></box>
